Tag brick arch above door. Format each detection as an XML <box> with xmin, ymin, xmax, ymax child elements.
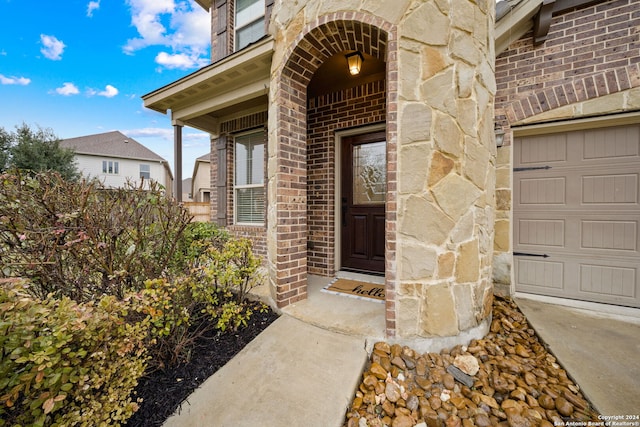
<box><xmin>282</xmin><ymin>17</ymin><xmax>391</xmax><ymax>84</ymax></box>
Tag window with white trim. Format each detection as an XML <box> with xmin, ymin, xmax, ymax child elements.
<box><xmin>235</xmin><ymin>0</ymin><xmax>264</xmax><ymax>51</ymax></box>
<box><xmin>234</xmin><ymin>131</ymin><xmax>265</xmax><ymax>224</ymax></box>
<box><xmin>140</xmin><ymin>164</ymin><xmax>150</xmax><ymax>179</ymax></box>
<box><xmin>102</xmin><ymin>160</ymin><xmax>119</xmax><ymax>174</ymax></box>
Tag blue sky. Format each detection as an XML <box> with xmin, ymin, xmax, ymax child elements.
<box><xmin>0</xmin><ymin>0</ymin><xmax>211</xmax><ymax>178</ymax></box>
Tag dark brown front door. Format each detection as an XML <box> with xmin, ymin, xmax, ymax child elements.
<box><xmin>341</xmin><ymin>131</ymin><xmax>386</xmax><ymax>273</ymax></box>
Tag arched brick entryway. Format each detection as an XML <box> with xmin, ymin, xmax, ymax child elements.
<box><xmin>268</xmin><ymin>13</ymin><xmax>399</xmax><ymax>336</ymax></box>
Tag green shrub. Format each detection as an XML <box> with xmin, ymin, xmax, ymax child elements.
<box><xmin>172</xmin><ymin>222</ymin><xmax>230</xmax><ymax>273</ymax></box>
<box><xmin>140</xmin><ymin>237</ymin><xmax>264</xmax><ymax>368</ymax></box>
<box><xmin>0</xmin><ymin>280</ymin><xmax>148</xmax><ymax>426</ymax></box>
<box><xmin>0</xmin><ymin>170</ymin><xmax>192</xmax><ymax>301</ymax></box>
<box><xmin>0</xmin><ymin>169</ymin><xmax>268</xmax><ymax>405</ymax></box>
<box><xmin>196</xmin><ymin>237</ymin><xmax>263</xmax><ymax>304</ymax></box>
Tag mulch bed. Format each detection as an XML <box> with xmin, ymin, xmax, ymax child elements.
<box><xmin>125</xmin><ymin>301</ymin><xmax>279</xmax><ymax>427</ymax></box>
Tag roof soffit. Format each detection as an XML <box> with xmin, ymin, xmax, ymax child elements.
<box><xmin>194</xmin><ymin>0</ymin><xmax>211</xmax><ymax>11</ymax></box>
<box><xmin>142</xmin><ymin>38</ymin><xmax>273</xmax><ymax>119</ymax></box>
<box><xmin>496</xmin><ymin>0</ymin><xmax>605</xmax><ymax>54</ymax></box>
<box><xmin>495</xmin><ymin>0</ymin><xmax>544</xmax><ymax>55</ymax></box>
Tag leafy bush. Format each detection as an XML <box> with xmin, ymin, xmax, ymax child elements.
<box><xmin>172</xmin><ymin>222</ymin><xmax>230</xmax><ymax>273</ymax></box>
<box><xmin>139</xmin><ymin>237</ymin><xmax>265</xmax><ymax>369</ymax></box>
<box><xmin>0</xmin><ymin>170</ymin><xmax>192</xmax><ymax>301</ymax></box>
<box><xmin>0</xmin><ymin>279</ymin><xmax>148</xmax><ymax>426</ymax></box>
<box><xmin>0</xmin><ymin>169</ymin><xmax>270</xmax><ymax>424</ymax></box>
<box><xmin>197</xmin><ymin>237</ymin><xmax>263</xmax><ymax>305</ymax></box>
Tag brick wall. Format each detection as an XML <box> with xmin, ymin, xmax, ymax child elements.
<box><xmin>493</xmin><ymin>0</ymin><xmax>640</xmax><ymax>289</ymax></box>
<box><xmin>271</xmin><ymin>14</ymin><xmax>397</xmax><ymax>313</ymax></box>
<box><xmin>211</xmin><ymin>0</ymin><xmax>275</xmax><ymax>63</ymax></box>
<box><xmin>306</xmin><ymin>79</ymin><xmax>387</xmax><ymax>276</ymax></box>
<box><xmin>496</xmin><ymin>0</ymin><xmax>640</xmax><ymax>132</ymax></box>
<box><xmin>210</xmin><ymin>111</ymin><xmax>268</xmax><ymax>258</ymax></box>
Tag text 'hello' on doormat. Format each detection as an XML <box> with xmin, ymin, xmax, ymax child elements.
<box><xmin>322</xmin><ymin>278</ymin><xmax>385</xmax><ymax>302</ymax></box>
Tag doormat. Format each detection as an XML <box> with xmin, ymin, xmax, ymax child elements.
<box><xmin>322</xmin><ymin>278</ymin><xmax>385</xmax><ymax>302</ymax></box>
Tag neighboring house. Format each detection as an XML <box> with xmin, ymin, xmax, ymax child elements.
<box><xmin>191</xmin><ymin>153</ymin><xmax>211</xmax><ymax>203</ymax></box>
<box><xmin>182</xmin><ymin>178</ymin><xmax>194</xmax><ymax>201</ymax></box>
<box><xmin>60</xmin><ymin>131</ymin><xmax>173</xmax><ymax>197</ymax></box>
<box><xmin>142</xmin><ymin>0</ymin><xmax>639</xmax><ymax>343</ymax></box>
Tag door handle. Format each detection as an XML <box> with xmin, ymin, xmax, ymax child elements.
<box><xmin>513</xmin><ymin>252</ymin><xmax>550</xmax><ymax>258</ymax></box>
<box><xmin>341</xmin><ymin>197</ymin><xmax>347</xmax><ymax>227</ymax></box>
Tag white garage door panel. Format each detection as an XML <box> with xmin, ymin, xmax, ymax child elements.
<box><xmin>516</xmin><ymin>258</ymin><xmax>564</xmax><ymax>290</ymax></box>
<box><xmin>515</xmin><ymin>213</ymin><xmax>639</xmax><ymax>257</ymax></box>
<box><xmin>582</xmin><ymin>219</ymin><xmax>638</xmax><ymax>252</ymax></box>
<box><xmin>514</xmin><ymin>124</ymin><xmax>640</xmax><ymax>308</ymax></box>
<box><xmin>515</xmin><ymin>165</ymin><xmax>639</xmax><ymax>211</ymax></box>
<box><xmin>516</xmin><ymin>256</ymin><xmax>639</xmax><ymax>307</ymax></box>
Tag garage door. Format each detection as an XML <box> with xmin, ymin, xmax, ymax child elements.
<box><xmin>513</xmin><ymin>124</ymin><xmax>640</xmax><ymax>308</ymax></box>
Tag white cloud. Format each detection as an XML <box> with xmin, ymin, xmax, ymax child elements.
<box><xmin>86</xmin><ymin>84</ymin><xmax>118</xmax><ymax>97</ymax></box>
<box><xmin>123</xmin><ymin>0</ymin><xmax>209</xmax><ymax>71</ymax></box>
<box><xmin>55</xmin><ymin>82</ymin><xmax>80</xmax><ymax>96</ymax></box>
<box><xmin>40</xmin><ymin>34</ymin><xmax>66</xmax><ymax>60</ymax></box>
<box><xmin>87</xmin><ymin>1</ymin><xmax>100</xmax><ymax>17</ymax></box>
<box><xmin>125</xmin><ymin>127</ymin><xmax>173</xmax><ymax>138</ymax></box>
<box><xmin>98</xmin><ymin>84</ymin><xmax>119</xmax><ymax>97</ymax></box>
<box><xmin>182</xmin><ymin>132</ymin><xmax>210</xmax><ymax>148</ymax></box>
<box><xmin>167</xmin><ymin>6</ymin><xmax>210</xmax><ymax>50</ymax></box>
<box><xmin>123</xmin><ymin>0</ymin><xmax>175</xmax><ymax>53</ymax></box>
<box><xmin>155</xmin><ymin>51</ymin><xmax>206</xmax><ymax>70</ymax></box>
<box><xmin>0</xmin><ymin>74</ymin><xmax>31</xmax><ymax>85</ymax></box>
<box><xmin>125</xmin><ymin>127</ymin><xmax>208</xmax><ymax>143</ymax></box>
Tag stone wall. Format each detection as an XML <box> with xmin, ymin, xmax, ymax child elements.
<box><xmin>394</xmin><ymin>0</ymin><xmax>496</xmax><ymax>340</ymax></box>
<box><xmin>494</xmin><ymin>0</ymin><xmax>640</xmax><ymax>290</ymax></box>
<box><xmin>269</xmin><ymin>0</ymin><xmax>496</xmax><ymax>342</ymax></box>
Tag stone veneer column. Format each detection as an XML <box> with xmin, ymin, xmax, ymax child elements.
<box><xmin>394</xmin><ymin>0</ymin><xmax>496</xmax><ymax>344</ymax></box>
<box><xmin>267</xmin><ymin>0</ymin><xmax>496</xmax><ymax>344</ymax></box>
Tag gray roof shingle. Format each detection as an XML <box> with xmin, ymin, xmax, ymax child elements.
<box><xmin>60</xmin><ymin>131</ymin><xmax>166</xmax><ymax>162</ymax></box>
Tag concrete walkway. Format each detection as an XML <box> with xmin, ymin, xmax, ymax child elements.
<box><xmin>516</xmin><ymin>297</ymin><xmax>640</xmax><ymax>417</ymax></box>
<box><xmin>161</xmin><ymin>284</ymin><xmax>640</xmax><ymax>426</ymax></box>
<box><xmin>163</xmin><ymin>315</ymin><xmax>368</xmax><ymax>427</ymax></box>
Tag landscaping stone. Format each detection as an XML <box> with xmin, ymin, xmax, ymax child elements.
<box><xmin>343</xmin><ymin>297</ymin><xmax>599</xmax><ymax>427</ymax></box>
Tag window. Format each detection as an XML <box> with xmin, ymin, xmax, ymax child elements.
<box><xmin>140</xmin><ymin>164</ymin><xmax>150</xmax><ymax>180</ymax></box>
<box><xmin>235</xmin><ymin>0</ymin><xmax>264</xmax><ymax>51</ymax></box>
<box><xmin>234</xmin><ymin>131</ymin><xmax>265</xmax><ymax>224</ymax></box>
<box><xmin>102</xmin><ymin>160</ymin><xmax>119</xmax><ymax>174</ymax></box>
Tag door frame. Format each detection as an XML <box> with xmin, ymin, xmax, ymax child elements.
<box><xmin>334</xmin><ymin>123</ymin><xmax>386</xmax><ymax>273</ymax></box>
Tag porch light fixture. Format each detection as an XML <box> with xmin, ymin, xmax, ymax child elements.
<box><xmin>345</xmin><ymin>51</ymin><xmax>364</xmax><ymax>75</ymax></box>
<box><xmin>494</xmin><ymin>123</ymin><xmax>505</xmax><ymax>147</ymax></box>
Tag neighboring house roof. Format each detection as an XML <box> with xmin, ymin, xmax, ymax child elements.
<box><xmin>61</xmin><ymin>131</ymin><xmax>173</xmax><ymax>180</ymax></box>
<box><xmin>191</xmin><ymin>152</ymin><xmax>210</xmax><ymax>182</ymax></box>
<box><xmin>196</xmin><ymin>153</ymin><xmax>210</xmax><ymax>163</ymax></box>
<box><xmin>61</xmin><ymin>131</ymin><xmax>166</xmax><ymax>162</ymax></box>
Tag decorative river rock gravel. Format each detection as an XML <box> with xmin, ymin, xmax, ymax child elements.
<box><xmin>343</xmin><ymin>297</ymin><xmax>599</xmax><ymax>427</ymax></box>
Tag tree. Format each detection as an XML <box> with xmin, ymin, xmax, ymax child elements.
<box><xmin>0</xmin><ymin>123</ymin><xmax>79</xmax><ymax>180</ymax></box>
<box><xmin>0</xmin><ymin>127</ymin><xmax>11</xmax><ymax>172</ymax></box>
